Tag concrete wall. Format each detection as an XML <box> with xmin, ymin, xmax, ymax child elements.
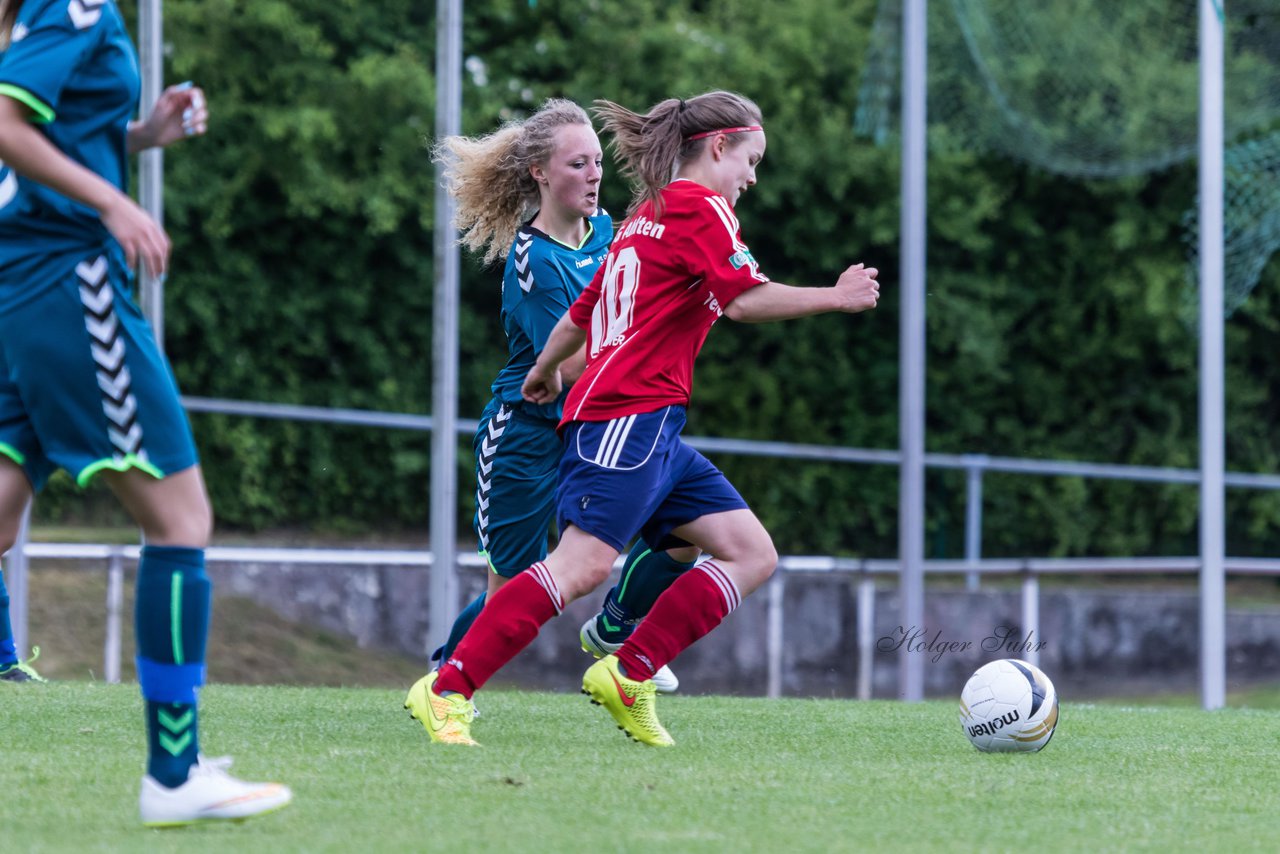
<box><xmin>210</xmin><ymin>562</ymin><xmax>1280</xmax><ymax>699</ymax></box>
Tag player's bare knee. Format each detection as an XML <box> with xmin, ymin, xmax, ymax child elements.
<box><xmin>0</xmin><ymin>523</ymin><xmax>18</xmax><ymax>556</ymax></box>
<box><xmin>573</xmin><ymin>560</ymin><xmax>615</xmax><ymax>599</ymax></box>
<box><xmin>145</xmin><ymin>509</ymin><xmax>213</xmax><ymax>549</ymax></box>
<box><xmin>741</xmin><ymin>535</ymin><xmax>778</xmax><ymax>589</ymax></box>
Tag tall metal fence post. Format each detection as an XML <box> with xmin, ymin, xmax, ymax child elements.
<box><xmin>965</xmin><ymin>460</ymin><xmax>985</xmax><ymax>591</ymax></box>
<box><xmin>6</xmin><ymin>503</ymin><xmax>31</xmax><ymax>658</ymax></box>
<box><xmin>137</xmin><ymin>0</ymin><xmax>165</xmax><ymax>343</ymax></box>
<box><xmin>105</xmin><ymin>552</ymin><xmax>125</xmax><ymax>684</ymax></box>
<box><xmin>765</xmin><ymin>574</ymin><xmax>785</xmax><ymax>699</ymax></box>
<box><xmin>428</xmin><ymin>0</ymin><xmax>463</xmax><ymax>655</ymax></box>
<box><xmin>1020</xmin><ymin>566</ymin><xmax>1040</xmax><ymax>667</ymax></box>
<box><xmin>856</xmin><ymin>572</ymin><xmax>876</xmax><ymax>700</ymax></box>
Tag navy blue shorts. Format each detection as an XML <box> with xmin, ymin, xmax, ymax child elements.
<box><xmin>0</xmin><ymin>249</ymin><xmax>198</xmax><ymax>491</ymax></box>
<box><xmin>556</xmin><ymin>406</ymin><xmax>747</xmax><ymax>553</ymax></box>
<box><xmin>472</xmin><ymin>398</ymin><xmax>565</xmax><ymax>577</ymax></box>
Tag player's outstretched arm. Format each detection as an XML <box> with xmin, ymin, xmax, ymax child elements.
<box><xmin>724</xmin><ymin>264</ymin><xmax>880</xmax><ymax>323</ymax></box>
<box><xmin>522</xmin><ymin>312</ymin><xmax>588</xmax><ymax>404</ymax></box>
<box><xmin>0</xmin><ymin>95</ymin><xmax>170</xmax><ymax>277</ymax></box>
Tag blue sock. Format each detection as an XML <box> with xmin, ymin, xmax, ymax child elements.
<box><xmin>0</xmin><ymin>569</ymin><xmax>16</xmax><ymax>666</ymax></box>
<box><xmin>135</xmin><ymin>545</ymin><xmax>209</xmax><ymax>788</ymax></box>
<box><xmin>594</xmin><ymin>542</ymin><xmax>697</xmax><ymax>644</ymax></box>
<box><xmin>431</xmin><ymin>592</ymin><xmax>487</xmax><ymax>664</ymax></box>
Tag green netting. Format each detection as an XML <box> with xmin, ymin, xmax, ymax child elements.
<box><xmin>1185</xmin><ymin>130</ymin><xmax>1280</xmax><ymax>317</ymax></box>
<box><xmin>855</xmin><ymin>0</ymin><xmax>1280</xmax><ymax>315</ymax></box>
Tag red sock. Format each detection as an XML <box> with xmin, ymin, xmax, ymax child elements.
<box><xmin>616</xmin><ymin>561</ymin><xmax>741</xmax><ymax>680</ymax></box>
<box><xmin>434</xmin><ymin>563</ymin><xmax>564</xmax><ymax>698</ymax></box>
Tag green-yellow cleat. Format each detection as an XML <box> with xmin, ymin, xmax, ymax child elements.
<box><xmin>581</xmin><ymin>654</ymin><xmax>673</xmax><ymax>747</ymax></box>
<box><xmin>404</xmin><ymin>671</ymin><xmax>478</xmax><ymax>746</ymax></box>
<box><xmin>0</xmin><ymin>646</ymin><xmax>47</xmax><ymax>683</ymax></box>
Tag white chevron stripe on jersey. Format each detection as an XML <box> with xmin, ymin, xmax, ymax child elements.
<box><xmin>77</xmin><ymin>256</ymin><xmax>145</xmax><ymax>461</ymax></box>
<box><xmin>103</xmin><ymin>394</ymin><xmax>137</xmax><ymax>424</ymax></box>
<box><xmin>487</xmin><ymin>416</ymin><xmax>508</xmax><ymax>442</ymax></box>
<box><xmin>68</xmin><ymin>0</ymin><xmax>105</xmax><ymax>30</ymax></box>
<box><xmin>697</xmin><ymin>560</ymin><xmax>742</xmax><ymax>613</ymax></box>
<box><xmin>85</xmin><ymin>313</ymin><xmax>119</xmax><ymax>343</ymax></box>
<box><xmin>474</xmin><ymin>404</ymin><xmax>512</xmax><ymax>551</ymax></box>
<box><xmin>96</xmin><ymin>366</ymin><xmax>132</xmax><ymax>402</ymax></box>
<box><xmin>527</xmin><ymin>561</ymin><xmax>564</xmax><ymax>613</ymax></box>
<box><xmin>80</xmin><ymin>284</ymin><xmax>113</xmax><ymax>317</ymax></box>
<box><xmin>514</xmin><ymin>232</ymin><xmax>535</xmax><ymax>293</ymax></box>
<box><xmin>75</xmin><ymin>255</ymin><xmax>108</xmax><ymax>287</ymax></box>
<box><xmin>91</xmin><ymin>337</ymin><xmax>126</xmax><ymax>372</ymax></box>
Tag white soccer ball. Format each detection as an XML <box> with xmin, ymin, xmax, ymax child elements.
<box><xmin>959</xmin><ymin>658</ymin><xmax>1059</xmax><ymax>752</ymax></box>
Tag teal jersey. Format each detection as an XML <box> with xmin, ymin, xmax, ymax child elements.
<box><xmin>0</xmin><ymin>0</ymin><xmax>139</xmax><ymax>269</ymax></box>
<box><xmin>490</xmin><ymin>211</ymin><xmax>612</xmax><ymax>421</ymax></box>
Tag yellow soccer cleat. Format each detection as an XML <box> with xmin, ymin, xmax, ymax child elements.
<box><xmin>404</xmin><ymin>671</ymin><xmax>479</xmax><ymax>746</ymax></box>
<box><xmin>581</xmin><ymin>655</ymin><xmax>673</xmax><ymax>747</ymax></box>
<box><xmin>0</xmin><ymin>646</ymin><xmax>47</xmax><ymax>683</ymax></box>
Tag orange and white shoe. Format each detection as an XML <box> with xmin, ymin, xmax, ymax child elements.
<box><xmin>139</xmin><ymin>755</ymin><xmax>291</xmax><ymax>827</ymax></box>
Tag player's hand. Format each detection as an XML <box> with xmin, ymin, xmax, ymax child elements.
<box><xmin>521</xmin><ymin>364</ymin><xmax>563</xmax><ymax>404</ymax></box>
<box><xmin>834</xmin><ymin>263</ymin><xmax>880</xmax><ymax>313</ymax></box>
<box><xmin>100</xmin><ymin>195</ymin><xmax>170</xmax><ymax>278</ymax></box>
<box><xmin>137</xmin><ymin>83</ymin><xmax>208</xmax><ymax>149</ymax></box>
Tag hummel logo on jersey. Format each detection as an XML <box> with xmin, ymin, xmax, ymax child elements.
<box><xmin>11</xmin><ymin>22</ymin><xmax>28</xmax><ymax>41</ymax></box>
<box><xmin>575</xmin><ymin>256</ymin><xmax>594</xmax><ymax>268</ymax></box>
<box><xmin>68</xmin><ymin>0</ymin><xmax>107</xmax><ymax>30</ymax></box>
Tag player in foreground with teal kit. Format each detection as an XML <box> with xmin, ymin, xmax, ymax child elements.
<box><xmin>405</xmin><ymin>100</ymin><xmax>697</xmax><ymax>737</ymax></box>
<box><xmin>0</xmin><ymin>0</ymin><xmax>289</xmax><ymax>826</ymax></box>
<box><xmin>417</xmin><ymin>90</ymin><xmax>880</xmax><ymax>747</ymax></box>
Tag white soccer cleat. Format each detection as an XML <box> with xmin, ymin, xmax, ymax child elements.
<box><xmin>139</xmin><ymin>755</ymin><xmax>292</xmax><ymax>827</ymax></box>
<box><xmin>579</xmin><ymin>615</ymin><xmax>680</xmax><ymax>694</ymax></box>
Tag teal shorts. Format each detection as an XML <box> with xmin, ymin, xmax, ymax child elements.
<box><xmin>0</xmin><ymin>248</ymin><xmax>199</xmax><ymax>491</ymax></box>
<box><xmin>471</xmin><ymin>397</ymin><xmax>565</xmax><ymax>577</ymax></box>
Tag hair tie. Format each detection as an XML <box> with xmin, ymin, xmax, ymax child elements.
<box><xmin>678</xmin><ymin>99</ymin><xmax>687</xmax><ymax>113</ymax></box>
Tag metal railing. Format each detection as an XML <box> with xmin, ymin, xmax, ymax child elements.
<box><xmin>7</xmin><ymin>396</ymin><xmax>1280</xmax><ymax>696</ymax></box>
<box><xmin>14</xmin><ymin>542</ymin><xmax>1280</xmax><ymax>697</ymax></box>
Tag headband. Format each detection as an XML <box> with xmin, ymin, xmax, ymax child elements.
<box><xmin>684</xmin><ymin>125</ymin><xmax>763</xmax><ymax>141</ymax></box>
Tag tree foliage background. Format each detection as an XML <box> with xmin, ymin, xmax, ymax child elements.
<box><xmin>39</xmin><ymin>0</ymin><xmax>1280</xmax><ymax>558</ymax></box>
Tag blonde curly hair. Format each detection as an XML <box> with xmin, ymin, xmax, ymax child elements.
<box><xmin>0</xmin><ymin>1</ymin><xmax>22</xmax><ymax>51</ymax></box>
<box><xmin>434</xmin><ymin>99</ymin><xmax>592</xmax><ymax>265</ymax></box>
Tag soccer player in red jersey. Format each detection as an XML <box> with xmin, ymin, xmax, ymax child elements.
<box><xmin>421</xmin><ymin>90</ymin><xmax>879</xmax><ymax>746</ymax></box>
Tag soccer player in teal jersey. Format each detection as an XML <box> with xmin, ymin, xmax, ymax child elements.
<box><xmin>0</xmin><ymin>0</ymin><xmax>289</xmax><ymax>825</ymax></box>
<box><xmin>405</xmin><ymin>100</ymin><xmax>697</xmax><ymax>739</ymax></box>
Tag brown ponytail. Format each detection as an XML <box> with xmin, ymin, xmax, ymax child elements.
<box><xmin>593</xmin><ymin>90</ymin><xmax>762</xmax><ymax>218</ymax></box>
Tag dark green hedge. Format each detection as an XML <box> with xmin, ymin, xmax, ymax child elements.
<box><xmin>36</xmin><ymin>0</ymin><xmax>1280</xmax><ymax>559</ymax></box>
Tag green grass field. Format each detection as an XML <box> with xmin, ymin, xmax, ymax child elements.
<box><xmin>3</xmin><ymin>684</ymin><xmax>1278</xmax><ymax>853</ymax></box>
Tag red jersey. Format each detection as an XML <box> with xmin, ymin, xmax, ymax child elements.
<box><xmin>562</xmin><ymin>179</ymin><xmax>769</xmax><ymax>425</ymax></box>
